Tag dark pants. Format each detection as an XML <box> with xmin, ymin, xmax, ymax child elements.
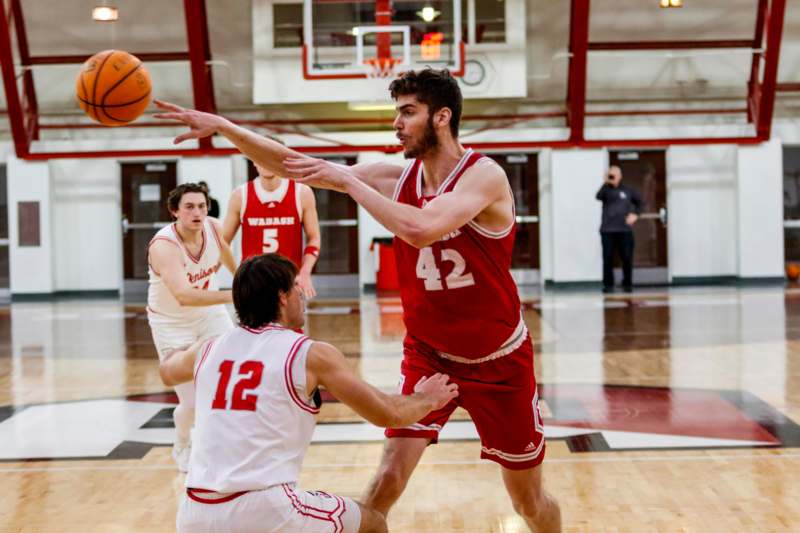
<box><xmin>601</xmin><ymin>231</ymin><xmax>634</xmax><ymax>289</ymax></box>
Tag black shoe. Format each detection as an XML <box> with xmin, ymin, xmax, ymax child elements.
<box><xmin>602</xmin><ymin>286</ymin><xmax>614</xmax><ymax>294</ymax></box>
<box><xmin>623</xmin><ymin>285</ymin><xmax>633</xmax><ymax>293</ymax></box>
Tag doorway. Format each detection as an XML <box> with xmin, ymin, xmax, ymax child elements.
<box><xmin>784</xmin><ymin>147</ymin><xmax>800</xmax><ymax>265</ymax></box>
<box><xmin>121</xmin><ymin>161</ymin><xmax>177</xmax><ymax>292</ymax></box>
<box><xmin>608</xmin><ymin>150</ymin><xmax>669</xmax><ymax>285</ymax></box>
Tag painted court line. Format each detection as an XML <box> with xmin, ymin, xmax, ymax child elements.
<box><xmin>1</xmin><ymin>452</ymin><xmax>799</xmax><ymax>473</ymax></box>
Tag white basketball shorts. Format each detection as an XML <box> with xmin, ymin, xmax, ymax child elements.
<box><xmin>148</xmin><ymin>305</ymin><xmax>233</xmax><ymax>362</ymax></box>
<box><xmin>177</xmin><ymin>484</ymin><xmax>362</xmax><ymax>533</ymax></box>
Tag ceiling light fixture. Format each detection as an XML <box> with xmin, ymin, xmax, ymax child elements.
<box><xmin>417</xmin><ymin>6</ymin><xmax>441</xmax><ymax>22</ymax></box>
<box><xmin>92</xmin><ymin>5</ymin><xmax>119</xmax><ymax>22</ymax></box>
<box><xmin>347</xmin><ymin>101</ymin><xmax>396</xmax><ymax>112</ymax></box>
<box><xmin>659</xmin><ymin>0</ymin><xmax>683</xmax><ymax>8</ymax></box>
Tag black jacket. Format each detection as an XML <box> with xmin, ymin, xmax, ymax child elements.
<box><xmin>596</xmin><ymin>183</ymin><xmax>643</xmax><ymax>233</ymax></box>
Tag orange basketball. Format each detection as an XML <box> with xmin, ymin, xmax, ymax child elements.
<box><xmin>787</xmin><ymin>263</ymin><xmax>800</xmax><ymax>282</ymax></box>
<box><xmin>76</xmin><ymin>50</ymin><xmax>151</xmax><ymax>126</ymax></box>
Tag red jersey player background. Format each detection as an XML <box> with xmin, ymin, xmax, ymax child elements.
<box><xmin>154</xmin><ymin>68</ymin><xmax>562</xmax><ymax>532</ymax></box>
<box><xmin>222</xmin><ymin>162</ymin><xmax>321</xmax><ymax>299</ymax></box>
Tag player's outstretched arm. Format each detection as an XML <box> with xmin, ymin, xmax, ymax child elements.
<box><xmin>285</xmin><ymin>157</ymin><xmax>510</xmax><ymax>248</ymax></box>
<box><xmin>349</xmin><ymin>162</ymin><xmax>406</xmax><ymax>198</ymax></box>
<box><xmin>150</xmin><ymin>240</ymin><xmax>233</xmax><ymax>307</ymax></box>
<box><xmin>159</xmin><ymin>338</ymin><xmax>206</xmax><ymax>386</ymax></box>
<box><xmin>221</xmin><ymin>187</ymin><xmax>242</xmax><ymax>245</ymax></box>
<box><xmin>306</xmin><ymin>342</ymin><xmax>458</xmax><ymax>428</ymax></box>
<box><xmin>154</xmin><ymin>100</ymin><xmax>306</xmax><ymax>179</ymax></box>
<box><xmin>155</xmin><ymin>100</ymin><xmax>404</xmax><ymax>198</ymax></box>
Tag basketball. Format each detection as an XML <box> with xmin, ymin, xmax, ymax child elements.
<box><xmin>76</xmin><ymin>50</ymin><xmax>152</xmax><ymax>126</ymax></box>
<box><xmin>787</xmin><ymin>263</ymin><xmax>800</xmax><ymax>282</ymax></box>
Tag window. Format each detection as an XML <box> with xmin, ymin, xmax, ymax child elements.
<box><xmin>473</xmin><ymin>0</ymin><xmax>506</xmax><ymax>43</ymax></box>
<box><xmin>274</xmin><ymin>4</ymin><xmax>303</xmax><ymax>48</ymax></box>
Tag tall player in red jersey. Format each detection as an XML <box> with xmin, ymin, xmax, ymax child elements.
<box><xmin>154</xmin><ymin>68</ymin><xmax>561</xmax><ymax>532</ymax></box>
<box><xmin>222</xmin><ymin>162</ymin><xmax>321</xmax><ymax>299</ymax></box>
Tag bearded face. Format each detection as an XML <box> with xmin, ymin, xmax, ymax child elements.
<box><xmin>394</xmin><ymin>95</ymin><xmax>443</xmax><ymax>160</ymax></box>
<box><xmin>402</xmin><ymin>113</ymin><xmax>439</xmax><ymax>159</ymax></box>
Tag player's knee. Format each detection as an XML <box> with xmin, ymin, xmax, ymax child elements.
<box><xmin>373</xmin><ymin>463</ymin><xmax>409</xmax><ymax>497</ymax></box>
<box><xmin>357</xmin><ymin>504</ymin><xmax>388</xmax><ymax>533</ymax></box>
<box><xmin>510</xmin><ymin>490</ymin><xmax>550</xmax><ymax>523</ymax></box>
<box><xmin>173</xmin><ymin>403</ymin><xmax>193</xmax><ymax>417</ymax></box>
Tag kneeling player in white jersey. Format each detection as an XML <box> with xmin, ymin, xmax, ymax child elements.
<box><xmin>148</xmin><ymin>182</ymin><xmax>237</xmax><ymax>471</ymax></box>
<box><xmin>159</xmin><ymin>253</ymin><xmax>458</xmax><ymax>533</ymax></box>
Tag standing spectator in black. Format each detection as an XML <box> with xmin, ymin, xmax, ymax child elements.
<box><xmin>198</xmin><ymin>181</ymin><xmax>220</xmax><ymax>219</ymax></box>
<box><xmin>596</xmin><ymin>165</ymin><xmax>643</xmax><ymax>293</ymax></box>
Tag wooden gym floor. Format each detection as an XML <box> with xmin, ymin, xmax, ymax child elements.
<box><xmin>1</xmin><ymin>286</ymin><xmax>799</xmax><ymax>532</ymax></box>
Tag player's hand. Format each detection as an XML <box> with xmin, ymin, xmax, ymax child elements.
<box><xmin>626</xmin><ymin>213</ymin><xmax>638</xmax><ymax>226</ymax></box>
<box><xmin>297</xmin><ymin>271</ymin><xmax>316</xmax><ymax>300</ymax></box>
<box><xmin>153</xmin><ymin>100</ymin><xmax>228</xmax><ymax>144</ymax></box>
<box><xmin>414</xmin><ymin>373</ymin><xmax>459</xmax><ymax>411</ymax></box>
<box><xmin>283</xmin><ymin>157</ymin><xmax>351</xmax><ymax>193</ymax></box>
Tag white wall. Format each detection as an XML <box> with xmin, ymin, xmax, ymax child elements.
<box><xmin>737</xmin><ymin>139</ymin><xmax>784</xmax><ymax>278</ymax></box>
<box><xmin>178</xmin><ymin>157</ymin><xmax>235</xmax><ymax>287</ymax></box>
<box><xmin>549</xmin><ymin>149</ymin><xmax>605</xmax><ymax>282</ymax></box>
<box><xmin>7</xmin><ymin>157</ymin><xmax>54</xmax><ymax>294</ymax></box>
<box><xmin>667</xmin><ymin>145</ymin><xmax>737</xmax><ymax>278</ymax></box>
<box><xmin>178</xmin><ymin>156</ymin><xmax>234</xmax><ymax>203</ymax></box>
<box><xmin>538</xmin><ymin>149</ymin><xmax>553</xmax><ymax>281</ymax></box>
<box><xmin>50</xmin><ymin>159</ymin><xmax>121</xmax><ymax>291</ymax></box>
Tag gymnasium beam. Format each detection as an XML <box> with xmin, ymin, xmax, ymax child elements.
<box><xmin>27</xmin><ymin>52</ymin><xmax>190</xmax><ymax>65</ymax></box>
<box><xmin>567</xmin><ymin>0</ymin><xmax>590</xmax><ymax>144</ymax></box>
<box><xmin>754</xmin><ymin>0</ymin><xmax>786</xmax><ymax>140</ymax></box>
<box><xmin>183</xmin><ymin>0</ymin><xmax>216</xmax><ymax>151</ymax></box>
<box><xmin>10</xmin><ymin>0</ymin><xmax>38</xmax><ymax>141</ymax></box>
<box><xmin>746</xmin><ymin>0</ymin><xmax>768</xmax><ymax>123</ymax></box>
<box><xmin>375</xmin><ymin>0</ymin><xmax>392</xmax><ymax>60</ymax></box>
<box><xmin>0</xmin><ymin>0</ymin><xmax>29</xmax><ymax>157</ymax></box>
<box><xmin>588</xmin><ymin>40</ymin><xmax>754</xmax><ymax>51</ymax></box>
<box><xmin>35</xmin><ymin>108</ymin><xmax>753</xmax><ymax>131</ymax></box>
<box><xmin>19</xmin><ymin>133</ymin><xmax>767</xmax><ymax>161</ymax></box>
<box><xmin>777</xmin><ymin>83</ymin><xmax>800</xmax><ymax>92</ymax></box>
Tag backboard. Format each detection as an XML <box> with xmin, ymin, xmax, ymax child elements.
<box><xmin>302</xmin><ymin>0</ymin><xmax>464</xmax><ymax>79</ymax></box>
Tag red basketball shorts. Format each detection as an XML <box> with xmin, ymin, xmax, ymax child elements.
<box><xmin>385</xmin><ymin>335</ymin><xmax>546</xmax><ymax>470</ymax></box>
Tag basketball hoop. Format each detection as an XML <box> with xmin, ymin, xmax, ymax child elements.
<box><xmin>364</xmin><ymin>57</ymin><xmax>403</xmax><ymax>79</ymax></box>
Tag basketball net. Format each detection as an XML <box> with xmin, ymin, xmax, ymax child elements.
<box><xmin>364</xmin><ymin>57</ymin><xmax>403</xmax><ymax>79</ymax></box>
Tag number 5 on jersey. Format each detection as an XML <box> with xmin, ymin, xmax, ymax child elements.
<box><xmin>263</xmin><ymin>228</ymin><xmax>279</xmax><ymax>253</ymax></box>
<box><xmin>416</xmin><ymin>246</ymin><xmax>475</xmax><ymax>291</ymax></box>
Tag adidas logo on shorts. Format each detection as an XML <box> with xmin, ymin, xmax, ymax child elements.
<box><xmin>524</xmin><ymin>442</ymin><xmax>536</xmax><ymax>452</ymax></box>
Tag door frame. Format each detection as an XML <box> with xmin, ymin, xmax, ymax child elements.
<box><xmin>484</xmin><ymin>150</ymin><xmax>541</xmax><ymax>286</ymax></box>
<box><xmin>120</xmin><ymin>160</ymin><xmax>178</xmax><ymax>294</ymax></box>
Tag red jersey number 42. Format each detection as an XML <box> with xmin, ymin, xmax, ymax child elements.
<box><xmin>416</xmin><ymin>246</ymin><xmax>475</xmax><ymax>291</ymax></box>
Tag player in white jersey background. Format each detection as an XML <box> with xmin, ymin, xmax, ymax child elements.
<box><xmin>159</xmin><ymin>253</ymin><xmax>458</xmax><ymax>533</ymax></box>
<box><xmin>147</xmin><ymin>182</ymin><xmax>238</xmax><ymax>471</ymax></box>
